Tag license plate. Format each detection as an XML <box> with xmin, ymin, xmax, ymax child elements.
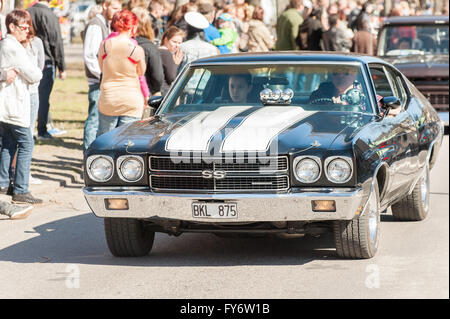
<box><xmin>192</xmin><ymin>202</ymin><xmax>238</xmax><ymax>219</ymax></box>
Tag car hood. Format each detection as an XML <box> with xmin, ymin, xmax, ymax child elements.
<box><xmin>383</xmin><ymin>54</ymin><xmax>449</xmax><ymax>78</ymax></box>
<box><xmin>89</xmin><ymin>107</ymin><xmax>376</xmax><ymax>156</ymax></box>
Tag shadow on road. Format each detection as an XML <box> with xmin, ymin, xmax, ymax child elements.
<box><xmin>30</xmin><ymin>154</ymin><xmax>84</xmax><ymax>188</ymax></box>
<box><xmin>0</xmin><ymin>212</ymin><xmax>342</xmax><ymax>267</ymax></box>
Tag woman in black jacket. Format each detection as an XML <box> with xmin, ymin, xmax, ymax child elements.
<box><xmin>297</xmin><ymin>8</ymin><xmax>324</xmax><ymax>51</ymax></box>
<box><xmin>132</xmin><ymin>7</ymin><xmax>164</xmax><ymax>96</ymax></box>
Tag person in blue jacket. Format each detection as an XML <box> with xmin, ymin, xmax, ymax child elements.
<box><xmin>199</xmin><ymin>2</ymin><xmax>230</xmax><ymax>54</ymax></box>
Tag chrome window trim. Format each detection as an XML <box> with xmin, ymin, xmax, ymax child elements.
<box><xmin>158</xmin><ymin>61</ymin><xmax>377</xmax><ymax>116</ymax></box>
<box><xmin>293</xmin><ymin>155</ymin><xmax>322</xmax><ymax>183</ymax></box>
<box><xmin>324</xmin><ymin>156</ymin><xmax>354</xmax><ymax>184</ymax></box>
<box><xmin>86</xmin><ymin>155</ymin><xmax>115</xmax><ymax>183</ymax></box>
<box><xmin>191</xmin><ymin>61</ymin><xmax>364</xmax><ymax>66</ymax></box>
<box><xmin>117</xmin><ymin>155</ymin><xmax>145</xmax><ymax>183</ymax></box>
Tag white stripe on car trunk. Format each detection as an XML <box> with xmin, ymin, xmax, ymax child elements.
<box><xmin>165</xmin><ymin>106</ymin><xmax>253</xmax><ymax>151</ymax></box>
<box><xmin>221</xmin><ymin>107</ymin><xmax>314</xmax><ymax>152</ymax></box>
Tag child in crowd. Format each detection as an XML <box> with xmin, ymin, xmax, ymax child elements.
<box><xmin>211</xmin><ymin>13</ymin><xmax>238</xmax><ymax>53</ymax></box>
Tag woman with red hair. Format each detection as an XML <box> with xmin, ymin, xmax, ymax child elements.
<box><xmin>96</xmin><ymin>10</ymin><xmax>146</xmax><ymax>137</ymax></box>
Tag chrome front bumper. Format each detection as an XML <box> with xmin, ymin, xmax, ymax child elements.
<box><xmin>83</xmin><ymin>187</ymin><xmax>367</xmax><ymax>222</ymax></box>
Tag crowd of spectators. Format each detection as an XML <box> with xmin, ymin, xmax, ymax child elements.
<box><xmin>0</xmin><ymin>0</ymin><xmax>448</xmax><ymax>218</ymax></box>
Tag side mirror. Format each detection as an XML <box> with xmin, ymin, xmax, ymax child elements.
<box><xmin>381</xmin><ymin>96</ymin><xmax>401</xmax><ymax>109</ymax></box>
<box><xmin>148</xmin><ymin>96</ymin><xmax>163</xmax><ymax>109</ymax></box>
<box><xmin>380</xmin><ymin>96</ymin><xmax>401</xmax><ymax>119</ymax></box>
<box><xmin>142</xmin><ymin>96</ymin><xmax>163</xmax><ymax>119</ymax></box>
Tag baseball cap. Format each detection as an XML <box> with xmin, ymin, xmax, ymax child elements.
<box><xmin>217</xmin><ymin>13</ymin><xmax>233</xmax><ymax>22</ymax></box>
<box><xmin>184</xmin><ymin>11</ymin><xmax>210</xmax><ymax>30</ymax></box>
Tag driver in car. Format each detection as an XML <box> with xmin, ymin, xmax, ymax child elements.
<box><xmin>309</xmin><ymin>67</ymin><xmax>360</xmax><ymax>105</ymax></box>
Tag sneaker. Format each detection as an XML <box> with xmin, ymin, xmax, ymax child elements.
<box><xmin>37</xmin><ymin>132</ymin><xmax>53</xmax><ymax>140</ymax></box>
<box><xmin>29</xmin><ymin>174</ymin><xmax>42</xmax><ymax>185</ymax></box>
<box><xmin>12</xmin><ymin>192</ymin><xmax>43</xmax><ymax>204</ymax></box>
<box><xmin>47</xmin><ymin>127</ymin><xmax>67</xmax><ymax>136</ymax></box>
<box><xmin>0</xmin><ymin>185</ymin><xmax>14</xmax><ymax>196</ymax></box>
<box><xmin>8</xmin><ymin>204</ymin><xmax>33</xmax><ymax>220</ymax></box>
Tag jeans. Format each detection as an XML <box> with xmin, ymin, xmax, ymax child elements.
<box><xmin>30</xmin><ymin>92</ymin><xmax>39</xmax><ymax>136</ymax></box>
<box><xmin>0</xmin><ymin>122</ymin><xmax>33</xmax><ymax>194</ymax></box>
<box><xmin>97</xmin><ymin>113</ymin><xmax>139</xmax><ymax>138</ymax></box>
<box><xmin>83</xmin><ymin>83</ymin><xmax>101</xmax><ymax>153</ymax></box>
<box><xmin>37</xmin><ymin>63</ymin><xmax>56</xmax><ymax>136</ymax></box>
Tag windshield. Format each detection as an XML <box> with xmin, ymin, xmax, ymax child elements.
<box><xmin>378</xmin><ymin>24</ymin><xmax>449</xmax><ymax>56</ymax></box>
<box><xmin>158</xmin><ymin>63</ymin><xmax>374</xmax><ymax>115</ymax></box>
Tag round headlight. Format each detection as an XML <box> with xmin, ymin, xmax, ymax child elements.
<box><xmin>88</xmin><ymin>156</ymin><xmax>113</xmax><ymax>182</ymax></box>
<box><xmin>295</xmin><ymin>158</ymin><xmax>321</xmax><ymax>183</ymax></box>
<box><xmin>118</xmin><ymin>157</ymin><xmax>144</xmax><ymax>182</ymax></box>
<box><xmin>326</xmin><ymin>158</ymin><xmax>352</xmax><ymax>183</ymax></box>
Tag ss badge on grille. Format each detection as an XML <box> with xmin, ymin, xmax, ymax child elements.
<box><xmin>202</xmin><ymin>170</ymin><xmax>226</xmax><ymax>179</ymax></box>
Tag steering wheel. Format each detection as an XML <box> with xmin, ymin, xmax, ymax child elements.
<box><xmin>310</xmin><ymin>97</ymin><xmax>334</xmax><ymax>105</ymax></box>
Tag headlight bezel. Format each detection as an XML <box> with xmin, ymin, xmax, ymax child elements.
<box><xmin>324</xmin><ymin>156</ymin><xmax>353</xmax><ymax>184</ymax></box>
<box><xmin>86</xmin><ymin>155</ymin><xmax>114</xmax><ymax>183</ymax></box>
<box><xmin>293</xmin><ymin>156</ymin><xmax>322</xmax><ymax>184</ymax></box>
<box><xmin>117</xmin><ymin>155</ymin><xmax>145</xmax><ymax>182</ymax></box>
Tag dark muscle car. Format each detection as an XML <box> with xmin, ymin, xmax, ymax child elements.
<box><xmin>83</xmin><ymin>53</ymin><xmax>444</xmax><ymax>259</ymax></box>
<box><xmin>377</xmin><ymin>15</ymin><xmax>449</xmax><ymax>127</ymax></box>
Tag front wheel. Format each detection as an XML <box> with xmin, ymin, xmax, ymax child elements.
<box><xmin>391</xmin><ymin>165</ymin><xmax>430</xmax><ymax>221</ymax></box>
<box><xmin>333</xmin><ymin>180</ymin><xmax>381</xmax><ymax>259</ymax></box>
<box><xmin>104</xmin><ymin>218</ymin><xmax>155</xmax><ymax>257</ymax></box>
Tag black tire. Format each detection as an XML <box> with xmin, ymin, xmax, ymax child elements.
<box><xmin>391</xmin><ymin>165</ymin><xmax>430</xmax><ymax>221</ymax></box>
<box><xmin>104</xmin><ymin>218</ymin><xmax>155</xmax><ymax>257</ymax></box>
<box><xmin>333</xmin><ymin>180</ymin><xmax>381</xmax><ymax>259</ymax></box>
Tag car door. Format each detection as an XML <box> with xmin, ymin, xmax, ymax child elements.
<box><xmin>368</xmin><ymin>63</ymin><xmax>419</xmax><ymax>203</ymax></box>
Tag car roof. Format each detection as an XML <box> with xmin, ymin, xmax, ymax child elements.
<box><xmin>191</xmin><ymin>51</ymin><xmax>385</xmax><ymax>66</ymax></box>
<box><xmin>381</xmin><ymin>15</ymin><xmax>449</xmax><ymax>26</ymax></box>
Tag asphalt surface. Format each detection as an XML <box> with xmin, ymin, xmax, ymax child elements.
<box><xmin>0</xmin><ymin>135</ymin><xmax>448</xmax><ymax>299</ymax></box>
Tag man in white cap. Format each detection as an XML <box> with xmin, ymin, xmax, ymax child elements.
<box><xmin>179</xmin><ymin>11</ymin><xmax>219</xmax><ymax>68</ymax></box>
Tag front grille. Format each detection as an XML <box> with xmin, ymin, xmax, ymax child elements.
<box><xmin>150</xmin><ymin>175</ymin><xmax>289</xmax><ymax>191</ymax></box>
<box><xmin>150</xmin><ymin>157</ymin><xmax>213</xmax><ymax>171</ymax></box>
<box><xmin>149</xmin><ymin>156</ymin><xmax>289</xmax><ymax>192</ymax></box>
<box><xmin>151</xmin><ymin>176</ymin><xmax>214</xmax><ymax>190</ymax></box>
<box><xmin>425</xmin><ymin>93</ymin><xmax>449</xmax><ymax>110</ymax></box>
<box><xmin>150</xmin><ymin>156</ymin><xmax>288</xmax><ymax>172</ymax></box>
<box><xmin>410</xmin><ymin>77</ymin><xmax>449</xmax><ymax>85</ymax></box>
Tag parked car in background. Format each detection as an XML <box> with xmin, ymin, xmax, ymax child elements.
<box><xmin>83</xmin><ymin>53</ymin><xmax>443</xmax><ymax>259</ymax></box>
<box><xmin>69</xmin><ymin>0</ymin><xmax>96</xmax><ymax>38</ymax></box>
<box><xmin>377</xmin><ymin>16</ymin><xmax>449</xmax><ymax>129</ymax></box>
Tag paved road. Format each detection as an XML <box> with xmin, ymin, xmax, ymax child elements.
<box><xmin>0</xmin><ymin>137</ymin><xmax>448</xmax><ymax>299</ymax></box>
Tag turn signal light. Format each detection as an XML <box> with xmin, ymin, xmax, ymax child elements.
<box><xmin>312</xmin><ymin>200</ymin><xmax>336</xmax><ymax>212</ymax></box>
<box><xmin>105</xmin><ymin>198</ymin><xmax>129</xmax><ymax>210</ymax></box>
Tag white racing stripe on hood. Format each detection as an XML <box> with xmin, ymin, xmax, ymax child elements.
<box><xmin>165</xmin><ymin>106</ymin><xmax>253</xmax><ymax>151</ymax></box>
<box><xmin>221</xmin><ymin>107</ymin><xmax>314</xmax><ymax>152</ymax></box>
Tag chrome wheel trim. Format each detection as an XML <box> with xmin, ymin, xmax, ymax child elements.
<box><xmin>368</xmin><ymin>193</ymin><xmax>380</xmax><ymax>247</ymax></box>
<box><xmin>421</xmin><ymin>168</ymin><xmax>430</xmax><ymax>212</ymax></box>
